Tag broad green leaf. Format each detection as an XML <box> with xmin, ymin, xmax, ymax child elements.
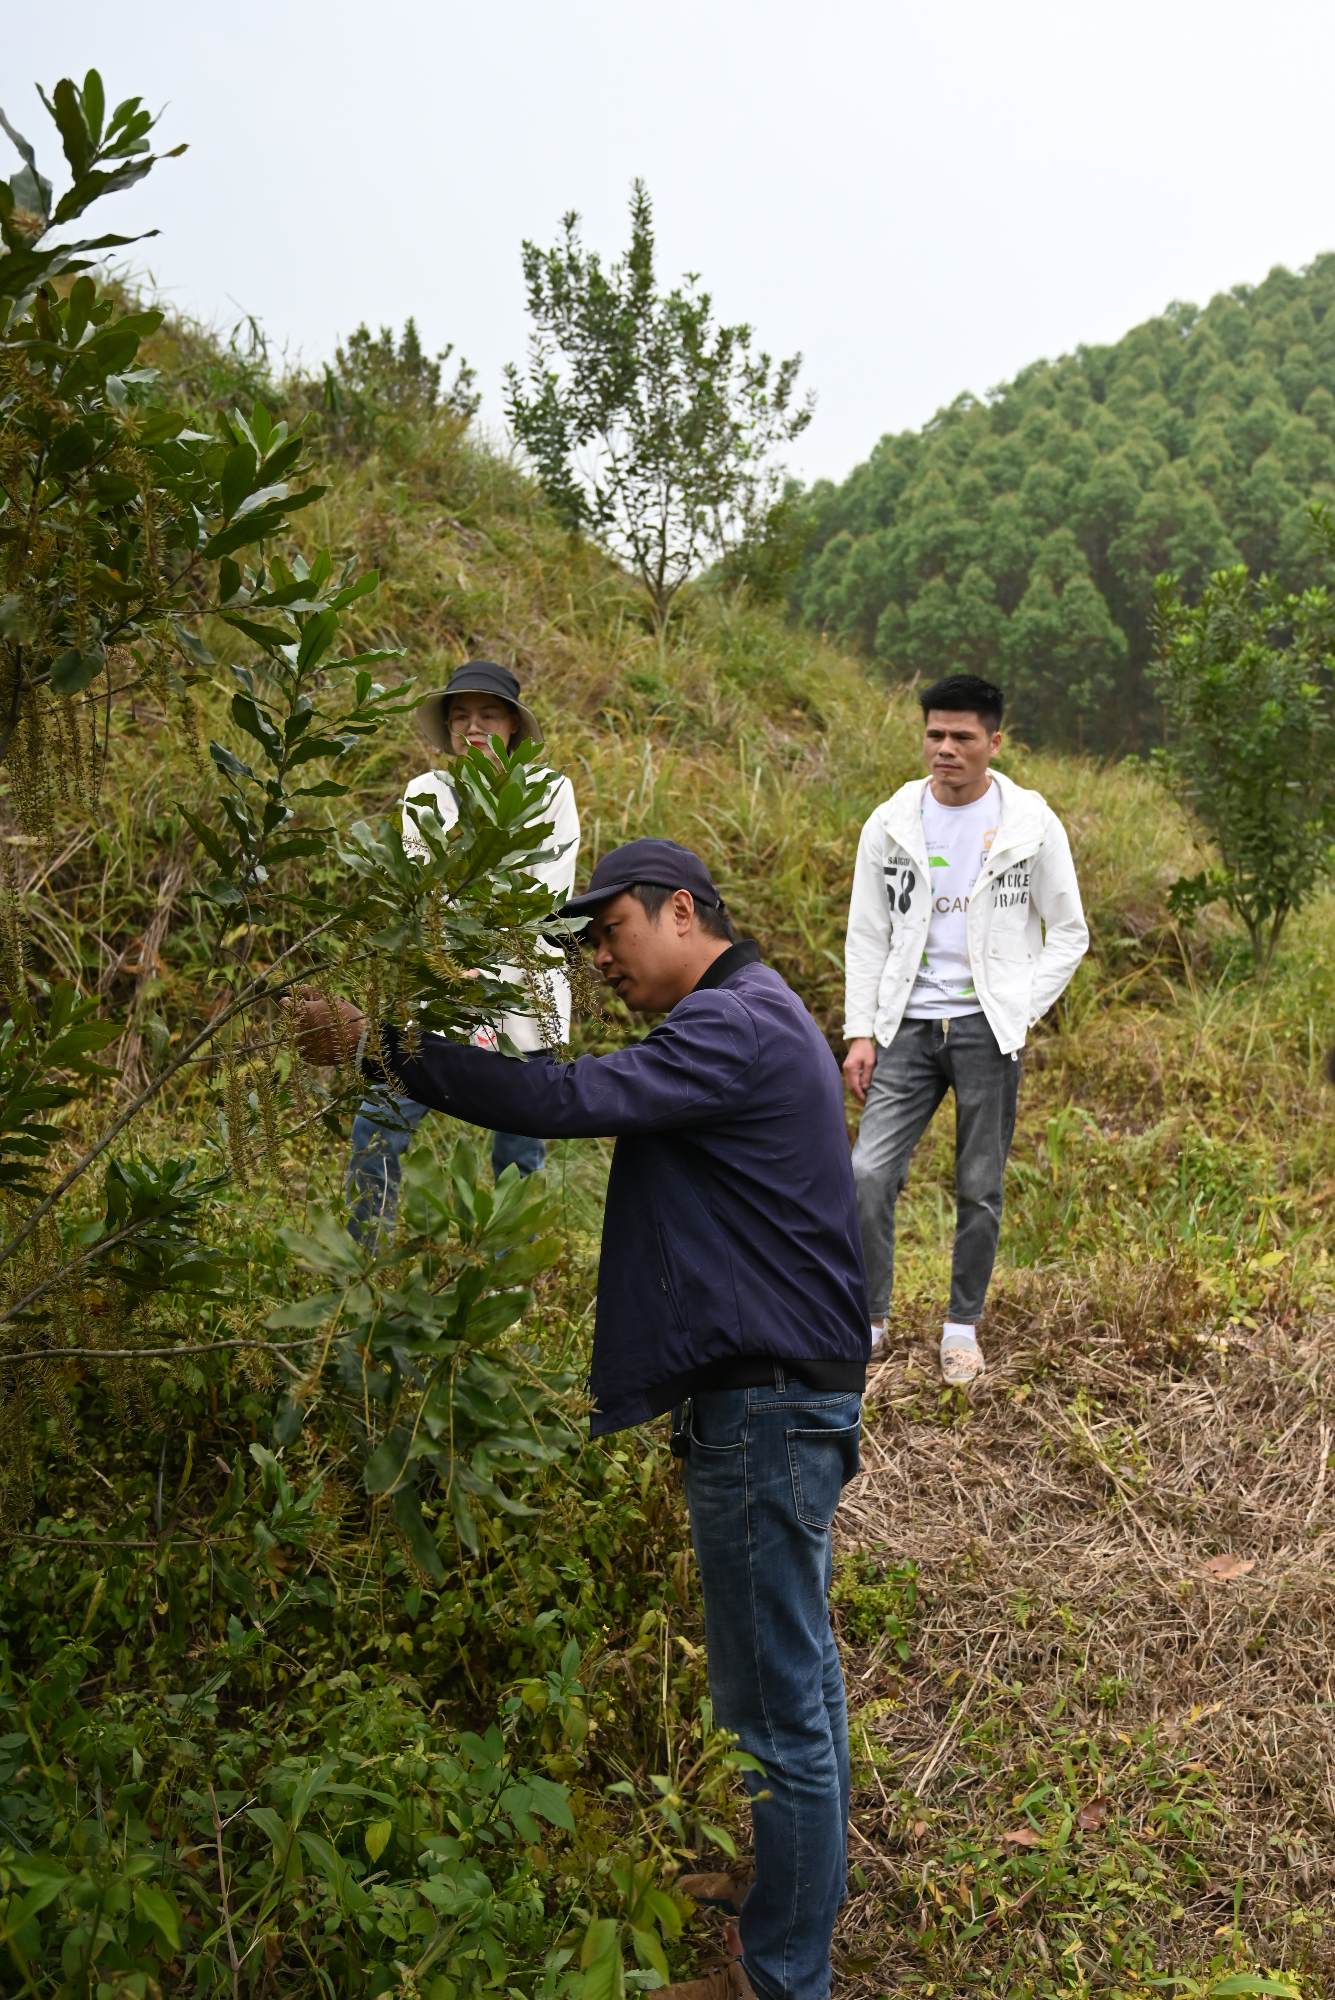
<box><xmin>262</xmin><ymin>833</ymin><xmax>328</xmax><ymax>864</ymax></box>
<box><xmin>278</xmin><ymin>1210</ymin><xmax>365</xmax><ymax>1276</ymax></box>
<box><xmin>177</xmin><ymin>806</ymin><xmax>231</xmax><ymax>869</ymax></box>
<box><xmin>230</xmin><ymin>692</ymin><xmax>283</xmax><ymax>761</ymax></box>
<box><xmin>629</xmin><ymin>1926</ymin><xmax>669</xmax><ymax>1980</ymax></box>
<box><xmin>579</xmin><ymin>1919</ymin><xmax>620</xmax><ymax>1971</ymax></box>
<box><xmin>364</xmin><ymin>1438</ymin><xmax>407</xmax><ymax>1494</ymax></box>
<box><xmin>297</xmin><ymin>608</ymin><xmax>338</xmax><ymax>671</ymax></box>
<box><xmin>247</xmin><ymin>1805</ymin><xmax>290</xmax><ymax>1852</ymax></box>
<box><xmin>233</xmin><ymin>479</ymin><xmax>293</xmax><ymax>524</ymax></box>
<box><xmin>46</xmin><ymin>78</ymin><xmax>93</xmax><ymax>181</ymax></box>
<box><xmin>132</xmin><ymin>1881</ymin><xmax>181</xmax><ymax>1953</ymax></box>
<box><xmin>1209</xmin><ymin>1980</ymin><xmax>1302</xmax><ymax>1998</ymax></box>
<box><xmin>48</xmin><ymin>648</ymin><xmax>104</xmax><ymax>695</ymax></box>
<box><xmin>636</xmin><ymin>1887</ymin><xmax>684</xmax><ymax>1937</ymax></box>
<box><xmin>10</xmin><ymin>1854</ymin><xmax>69</xmax><ymax>1913</ymax></box>
<box><xmin>220</xmin><ymin>441</ymin><xmax>258</xmax><ymax>519</ymax></box>
<box><xmin>209</xmin><ymin>740</ymin><xmax>257</xmax><ymax>782</ymax></box>
<box><xmin>576</xmin><ymin>1942</ymin><xmax>624</xmax><ymax>2000</ymax></box>
<box><xmin>218</xmin><ymin>613</ymin><xmax>290</xmax><ymax>650</ymax></box>
<box><xmin>82</xmin><ymin>69</ymin><xmax>105</xmax><ymax>144</ymax></box>
<box><xmin>47</xmin><ymin>421</ymin><xmax>97</xmax><ymax>473</ymax></box>
<box><xmin>524</xmin><ymin>1773</ymin><xmax>576</xmax><ymax>1832</ymax></box>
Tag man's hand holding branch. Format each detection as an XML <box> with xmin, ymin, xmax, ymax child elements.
<box><xmin>289</xmin><ymin>990</ymin><xmax>367</xmax><ymax>1066</ymax></box>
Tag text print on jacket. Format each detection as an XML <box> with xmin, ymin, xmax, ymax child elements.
<box><xmin>844</xmin><ymin>770</ymin><xmax>1089</xmax><ymax>1056</ymax></box>
<box><xmin>362</xmin><ymin>946</ymin><xmax>870</xmax><ymax>1436</ymax></box>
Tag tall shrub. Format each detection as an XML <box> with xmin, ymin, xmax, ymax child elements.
<box><xmin>1151</xmin><ymin>555</ymin><xmax>1335</xmax><ymax>970</ymax></box>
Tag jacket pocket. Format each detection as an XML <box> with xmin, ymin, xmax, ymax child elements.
<box><xmin>652</xmin><ymin>1207</ymin><xmax>686</xmax><ymax>1336</ymax></box>
<box><xmin>986</xmin><ymin>934</ymin><xmax>1034</xmax><ymax>964</ymax></box>
<box><xmin>787</xmin><ymin>1417</ymin><xmax>862</xmax><ymax>1530</ymax></box>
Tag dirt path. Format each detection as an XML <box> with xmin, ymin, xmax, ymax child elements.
<box><xmin>834</xmin><ymin>1288</ymin><xmax>1335</xmax><ymax>1995</ymax></box>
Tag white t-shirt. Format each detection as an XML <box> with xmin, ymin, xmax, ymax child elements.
<box><xmin>904</xmin><ymin>780</ymin><xmax>999</xmax><ymax>1020</ymax></box>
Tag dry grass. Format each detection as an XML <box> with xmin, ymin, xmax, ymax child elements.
<box><xmin>831</xmin><ymin>1286</ymin><xmax>1335</xmax><ymax>1996</ymax></box>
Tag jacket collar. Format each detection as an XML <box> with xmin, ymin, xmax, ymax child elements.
<box><xmin>882</xmin><ymin>768</ymin><xmax>1042</xmax><ymax>864</ymax></box>
<box><xmin>693</xmin><ymin>938</ymin><xmax>762</xmax><ymax>993</ymax></box>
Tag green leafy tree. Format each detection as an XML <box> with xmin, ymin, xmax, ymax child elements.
<box><xmin>791</xmin><ymin>251</ymin><xmax>1335</xmax><ymax>749</ymax></box>
<box><xmin>1151</xmin><ymin>555</ymin><xmax>1335</xmax><ymax>969</ymax></box>
<box><xmin>0</xmin><ymin>69</ymin><xmax>792</xmax><ymax>2000</ymax></box>
<box><xmin>0</xmin><ymin>76</ymin><xmax>568</xmax><ymax>1376</ymax></box>
<box><xmin>505</xmin><ymin>179</ymin><xmax>812</xmax><ymax>631</ymax></box>
<box><xmin>900</xmin><ymin>565</ymin><xmax>1005</xmax><ymax>682</ymax></box>
<box><xmin>1000</xmin><ymin>530</ymin><xmax>1124</xmax><ymax>746</ymax></box>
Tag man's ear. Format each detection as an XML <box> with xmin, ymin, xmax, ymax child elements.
<box><xmin>674</xmin><ymin>888</ymin><xmax>696</xmax><ymax>934</ymax></box>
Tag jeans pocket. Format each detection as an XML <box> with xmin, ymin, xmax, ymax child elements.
<box><xmin>684</xmin><ymin>1393</ymin><xmax>748</xmax><ymax>1532</ymax></box>
<box><xmin>689</xmin><ymin>1388</ymin><xmax>748</xmax><ymax>1453</ymax></box>
<box><xmin>786</xmin><ymin>1418</ymin><xmax>862</xmax><ymax>1530</ymax></box>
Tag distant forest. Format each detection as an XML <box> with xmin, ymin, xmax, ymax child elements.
<box><xmin>791</xmin><ymin>256</ymin><xmax>1335</xmax><ymax>751</ymax></box>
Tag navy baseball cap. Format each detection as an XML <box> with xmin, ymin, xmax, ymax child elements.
<box><xmin>562</xmin><ymin>838</ymin><xmax>723</xmax><ymax>920</ymax></box>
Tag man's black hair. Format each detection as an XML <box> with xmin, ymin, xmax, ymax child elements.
<box><xmin>629</xmin><ymin>881</ymin><xmax>739</xmax><ymax>943</ymax></box>
<box><xmin>919</xmin><ymin>673</ymin><xmax>1004</xmax><ymax>733</ymax></box>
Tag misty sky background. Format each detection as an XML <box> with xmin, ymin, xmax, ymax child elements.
<box><xmin>7</xmin><ymin>0</ymin><xmax>1335</xmax><ymax>486</ymax></box>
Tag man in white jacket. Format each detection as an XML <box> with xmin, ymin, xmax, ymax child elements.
<box><xmin>346</xmin><ymin>661</ymin><xmax>581</xmax><ymax>1243</ymax></box>
<box><xmin>842</xmin><ymin>674</ymin><xmax>1087</xmax><ymax>1384</ymax></box>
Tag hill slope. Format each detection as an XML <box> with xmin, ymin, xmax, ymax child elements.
<box><xmin>3</xmin><ymin>308</ymin><xmax>1332</xmax><ymax>1998</ymax></box>
<box><xmin>793</xmin><ymin>254</ymin><xmax>1335</xmax><ymax>751</ymax></box>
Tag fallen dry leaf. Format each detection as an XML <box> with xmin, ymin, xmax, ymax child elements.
<box><xmin>1202</xmin><ymin>1553</ymin><xmax>1256</xmax><ymax>1580</ymax></box>
<box><xmin>1002</xmin><ymin>1826</ymin><xmax>1043</xmax><ymax>1847</ymax></box>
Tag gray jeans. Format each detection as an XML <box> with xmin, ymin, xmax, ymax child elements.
<box><xmin>851</xmin><ymin>1014</ymin><xmax>1020</xmax><ymax>1324</ymax></box>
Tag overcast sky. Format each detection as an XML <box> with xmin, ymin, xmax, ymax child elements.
<box><xmin>8</xmin><ymin>0</ymin><xmax>1335</xmax><ymax>484</ymax></box>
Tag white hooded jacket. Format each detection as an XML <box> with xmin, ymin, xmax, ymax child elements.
<box><xmin>844</xmin><ymin>769</ymin><xmax>1088</xmax><ymax>1056</ymax></box>
<box><xmin>402</xmin><ymin>764</ymin><xmax>581</xmax><ymax>1053</ymax></box>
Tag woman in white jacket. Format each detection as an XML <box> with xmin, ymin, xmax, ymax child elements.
<box><xmin>346</xmin><ymin>661</ymin><xmax>580</xmax><ymax>1243</ymax></box>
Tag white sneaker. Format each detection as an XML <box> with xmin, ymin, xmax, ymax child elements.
<box><xmin>940</xmin><ymin>1336</ymin><xmax>985</xmax><ymax>1387</ymax></box>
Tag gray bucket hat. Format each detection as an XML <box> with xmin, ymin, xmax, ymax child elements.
<box><xmin>419</xmin><ymin>660</ymin><xmax>543</xmax><ymax>755</ymax></box>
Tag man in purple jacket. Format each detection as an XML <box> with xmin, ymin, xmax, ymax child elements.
<box><xmin>296</xmin><ymin>839</ymin><xmax>869</xmax><ymax>2000</ymax></box>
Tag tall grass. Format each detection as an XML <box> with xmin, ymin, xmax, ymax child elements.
<box><xmin>6</xmin><ymin>360</ymin><xmax>1331</xmax><ymax>1995</ymax></box>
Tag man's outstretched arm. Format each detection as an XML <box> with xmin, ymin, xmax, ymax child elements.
<box><xmin>293</xmin><ymin>990</ymin><xmax>760</xmax><ymax>1139</ymax></box>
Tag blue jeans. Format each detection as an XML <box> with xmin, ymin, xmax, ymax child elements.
<box><xmin>346</xmin><ymin>1089</ymin><xmax>545</xmax><ymax>1244</ymax></box>
<box><xmin>679</xmin><ymin>1373</ymin><xmax>861</xmax><ymax>2000</ymax></box>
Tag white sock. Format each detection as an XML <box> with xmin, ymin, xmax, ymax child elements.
<box><xmin>941</xmin><ymin>1320</ymin><xmax>978</xmax><ymax>1348</ymax></box>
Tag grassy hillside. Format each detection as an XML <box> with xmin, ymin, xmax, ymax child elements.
<box><xmin>793</xmin><ymin>254</ymin><xmax>1335</xmax><ymax>753</ymax></box>
<box><xmin>2</xmin><ymin>315</ymin><xmax>1333</xmax><ymax>1999</ymax></box>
